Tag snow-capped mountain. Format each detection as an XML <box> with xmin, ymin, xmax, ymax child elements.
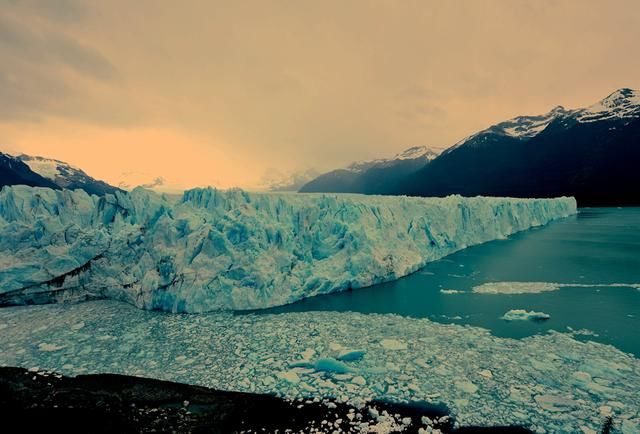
<box><xmin>448</xmin><ymin>106</ymin><xmax>570</xmax><ymax>152</ymax></box>
<box><xmin>396</xmin><ymin>88</ymin><xmax>640</xmax><ymax>206</ymax></box>
<box><xmin>343</xmin><ymin>146</ymin><xmax>438</xmax><ymax>173</ymax></box>
<box><xmin>299</xmin><ymin>146</ymin><xmax>440</xmax><ymax>193</ymax></box>
<box><xmin>0</xmin><ymin>152</ymin><xmax>59</xmax><ymax>190</ymax></box>
<box><xmin>0</xmin><ymin>152</ymin><xmax>121</xmax><ymax>196</ymax></box>
<box><xmin>576</xmin><ymin>87</ymin><xmax>640</xmax><ymax>123</ymax></box>
<box><xmin>16</xmin><ymin>154</ymin><xmax>121</xmax><ymax>196</ymax></box>
<box><xmin>392</xmin><ymin>145</ymin><xmax>439</xmax><ymax>161</ymax></box>
<box><xmin>449</xmin><ymin>88</ymin><xmax>640</xmax><ymax>151</ymax></box>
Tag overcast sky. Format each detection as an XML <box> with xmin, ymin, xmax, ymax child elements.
<box><xmin>1</xmin><ymin>0</ymin><xmax>639</xmax><ymax>189</ymax></box>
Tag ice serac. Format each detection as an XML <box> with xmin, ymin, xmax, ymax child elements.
<box><xmin>0</xmin><ymin>186</ymin><xmax>576</xmax><ymax>312</ymax></box>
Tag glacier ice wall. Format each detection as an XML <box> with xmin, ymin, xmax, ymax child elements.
<box><xmin>0</xmin><ymin>186</ymin><xmax>576</xmax><ymax>312</ymax></box>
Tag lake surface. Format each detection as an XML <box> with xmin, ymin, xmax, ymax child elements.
<box><xmin>258</xmin><ymin>208</ymin><xmax>640</xmax><ymax>356</ymax></box>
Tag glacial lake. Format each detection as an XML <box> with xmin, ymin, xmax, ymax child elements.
<box><xmin>257</xmin><ymin>208</ymin><xmax>640</xmax><ymax>356</ymax></box>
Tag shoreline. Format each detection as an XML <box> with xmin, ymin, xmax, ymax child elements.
<box><xmin>1</xmin><ymin>366</ymin><xmax>535</xmax><ymax>433</ymax></box>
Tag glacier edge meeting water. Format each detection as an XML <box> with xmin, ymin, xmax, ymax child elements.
<box><xmin>0</xmin><ymin>185</ymin><xmax>576</xmax><ymax>312</ymax></box>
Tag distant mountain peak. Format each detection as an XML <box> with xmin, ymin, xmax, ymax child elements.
<box><xmin>550</xmin><ymin>105</ymin><xmax>567</xmax><ymax>114</ymax></box>
<box><xmin>345</xmin><ymin>146</ymin><xmax>440</xmax><ymax>173</ymax></box>
<box><xmin>578</xmin><ymin>87</ymin><xmax>640</xmax><ymax>123</ymax></box>
<box><xmin>447</xmin><ymin>107</ymin><xmax>567</xmax><ymax>153</ymax></box>
<box><xmin>594</xmin><ymin>87</ymin><xmax>638</xmax><ymax>108</ymax></box>
<box><xmin>447</xmin><ymin>88</ymin><xmax>639</xmax><ymax>154</ymax></box>
<box><xmin>602</xmin><ymin>87</ymin><xmax>637</xmax><ymax>103</ymax></box>
<box><xmin>17</xmin><ymin>154</ymin><xmax>82</xmax><ymax>181</ymax></box>
<box><xmin>392</xmin><ymin>146</ymin><xmax>439</xmax><ymax>161</ymax></box>
<box><xmin>0</xmin><ymin>152</ymin><xmax>60</xmax><ymax>190</ymax></box>
<box><xmin>299</xmin><ymin>145</ymin><xmax>439</xmax><ymax>193</ymax></box>
<box><xmin>13</xmin><ymin>153</ymin><xmax>120</xmax><ymax>196</ymax></box>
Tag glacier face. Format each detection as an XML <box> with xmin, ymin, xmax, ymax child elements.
<box><xmin>0</xmin><ymin>185</ymin><xmax>576</xmax><ymax>312</ymax></box>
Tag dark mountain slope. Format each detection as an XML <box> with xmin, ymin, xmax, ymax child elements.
<box><xmin>17</xmin><ymin>154</ymin><xmax>122</xmax><ymax>196</ymax></box>
<box><xmin>0</xmin><ymin>153</ymin><xmax>59</xmax><ymax>190</ymax></box>
<box><xmin>396</xmin><ymin>115</ymin><xmax>640</xmax><ymax>206</ymax></box>
<box><xmin>299</xmin><ymin>146</ymin><xmax>438</xmax><ymax>193</ymax></box>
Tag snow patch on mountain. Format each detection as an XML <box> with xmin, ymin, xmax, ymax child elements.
<box><xmin>345</xmin><ymin>146</ymin><xmax>440</xmax><ymax>173</ymax></box>
<box><xmin>391</xmin><ymin>146</ymin><xmax>439</xmax><ymax>161</ymax></box>
<box><xmin>17</xmin><ymin>155</ymin><xmax>82</xmax><ymax>184</ymax></box>
<box><xmin>499</xmin><ymin>106</ymin><xmax>569</xmax><ymax>138</ymax></box>
<box><xmin>14</xmin><ymin>154</ymin><xmax>120</xmax><ymax>195</ymax></box>
<box><xmin>17</xmin><ymin>155</ymin><xmax>71</xmax><ymax>180</ymax></box>
<box><xmin>446</xmin><ymin>88</ymin><xmax>639</xmax><ymax>153</ymax></box>
<box><xmin>0</xmin><ymin>185</ymin><xmax>576</xmax><ymax>312</ymax></box>
<box><xmin>576</xmin><ymin>88</ymin><xmax>640</xmax><ymax>123</ymax></box>
<box><xmin>447</xmin><ymin>106</ymin><xmax>570</xmax><ymax>153</ymax></box>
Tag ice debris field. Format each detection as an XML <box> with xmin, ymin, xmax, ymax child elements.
<box><xmin>0</xmin><ymin>185</ymin><xmax>575</xmax><ymax>312</ymax></box>
<box><xmin>1</xmin><ymin>300</ymin><xmax>639</xmax><ymax>433</ymax></box>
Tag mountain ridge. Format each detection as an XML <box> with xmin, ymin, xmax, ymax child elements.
<box><xmin>0</xmin><ymin>152</ymin><xmax>60</xmax><ymax>190</ymax></box>
<box><xmin>299</xmin><ymin>145</ymin><xmax>440</xmax><ymax>193</ymax></box>
<box><xmin>1</xmin><ymin>152</ymin><xmax>121</xmax><ymax>196</ymax></box>
<box><xmin>395</xmin><ymin>88</ymin><xmax>640</xmax><ymax>206</ymax></box>
<box><xmin>301</xmin><ymin>88</ymin><xmax>640</xmax><ymax>205</ymax></box>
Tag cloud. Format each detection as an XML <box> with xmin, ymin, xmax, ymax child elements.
<box><xmin>1</xmin><ymin>0</ymin><xmax>640</xmax><ymax>189</ymax></box>
<box><xmin>0</xmin><ymin>0</ymin><xmax>87</xmax><ymax>23</ymax></box>
<box><xmin>0</xmin><ymin>7</ymin><xmax>127</xmax><ymax>124</ymax></box>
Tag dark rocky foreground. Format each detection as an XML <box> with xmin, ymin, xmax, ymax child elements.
<box><xmin>0</xmin><ymin>367</ymin><xmax>533</xmax><ymax>433</ymax></box>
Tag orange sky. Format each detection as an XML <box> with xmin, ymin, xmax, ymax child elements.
<box><xmin>1</xmin><ymin>0</ymin><xmax>640</xmax><ymax>190</ymax></box>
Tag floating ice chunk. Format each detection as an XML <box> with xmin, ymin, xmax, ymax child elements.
<box><xmin>621</xmin><ymin>418</ymin><xmax>640</xmax><ymax>434</ymax></box>
<box><xmin>534</xmin><ymin>394</ymin><xmax>578</xmax><ymax>412</ymax></box>
<box><xmin>301</xmin><ymin>348</ymin><xmax>316</xmax><ymax>360</ymax></box>
<box><xmin>501</xmin><ymin>309</ymin><xmax>550</xmax><ymax>321</ymax></box>
<box><xmin>351</xmin><ymin>376</ymin><xmax>366</xmax><ymax>386</ymax></box>
<box><xmin>277</xmin><ymin>370</ymin><xmax>300</xmax><ymax>384</ymax></box>
<box><xmin>567</xmin><ymin>328</ymin><xmax>599</xmax><ymax>337</ymax></box>
<box><xmin>299</xmin><ymin>381</ymin><xmax>316</xmax><ymax>392</ymax></box>
<box><xmin>288</xmin><ymin>360</ymin><xmax>314</xmax><ymax>369</ymax></box>
<box><xmin>474</xmin><ymin>281</ymin><xmax>640</xmax><ymax>295</ymax></box>
<box><xmin>37</xmin><ymin>343</ymin><xmax>65</xmax><ymax>352</ymax></box>
<box><xmin>440</xmin><ymin>315</ymin><xmax>463</xmax><ymax>320</ymax></box>
<box><xmin>337</xmin><ymin>349</ymin><xmax>366</xmax><ymax>362</ymax></box>
<box><xmin>474</xmin><ymin>282</ymin><xmax>561</xmax><ymax>294</ymax></box>
<box><xmin>313</xmin><ymin>358</ymin><xmax>356</xmax><ymax>374</ymax></box>
<box><xmin>329</xmin><ymin>342</ymin><xmax>345</xmax><ymax>351</ymax></box>
<box><xmin>478</xmin><ymin>369</ymin><xmax>493</xmax><ymax>379</ymax></box>
<box><xmin>454</xmin><ymin>380</ymin><xmax>478</xmax><ymax>394</ymax></box>
<box><xmin>440</xmin><ymin>289</ymin><xmax>464</xmax><ymax>294</ymax></box>
<box><xmin>70</xmin><ymin>322</ymin><xmax>85</xmax><ymax>330</ymax></box>
<box><xmin>598</xmin><ymin>405</ymin><xmax>612</xmax><ymax>417</ymax></box>
<box><xmin>380</xmin><ymin>339</ymin><xmax>407</xmax><ymax>350</ymax></box>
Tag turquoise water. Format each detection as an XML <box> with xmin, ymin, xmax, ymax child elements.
<box><xmin>258</xmin><ymin>208</ymin><xmax>640</xmax><ymax>356</ymax></box>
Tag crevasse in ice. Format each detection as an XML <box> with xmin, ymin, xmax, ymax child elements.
<box><xmin>0</xmin><ymin>185</ymin><xmax>576</xmax><ymax>312</ymax></box>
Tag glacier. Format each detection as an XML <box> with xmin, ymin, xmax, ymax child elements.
<box><xmin>0</xmin><ymin>185</ymin><xmax>576</xmax><ymax>312</ymax></box>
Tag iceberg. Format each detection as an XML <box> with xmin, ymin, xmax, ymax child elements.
<box><xmin>473</xmin><ymin>282</ymin><xmax>562</xmax><ymax>294</ymax></box>
<box><xmin>473</xmin><ymin>281</ymin><xmax>640</xmax><ymax>294</ymax></box>
<box><xmin>501</xmin><ymin>309</ymin><xmax>551</xmax><ymax>321</ymax></box>
<box><xmin>0</xmin><ymin>185</ymin><xmax>576</xmax><ymax>312</ymax></box>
